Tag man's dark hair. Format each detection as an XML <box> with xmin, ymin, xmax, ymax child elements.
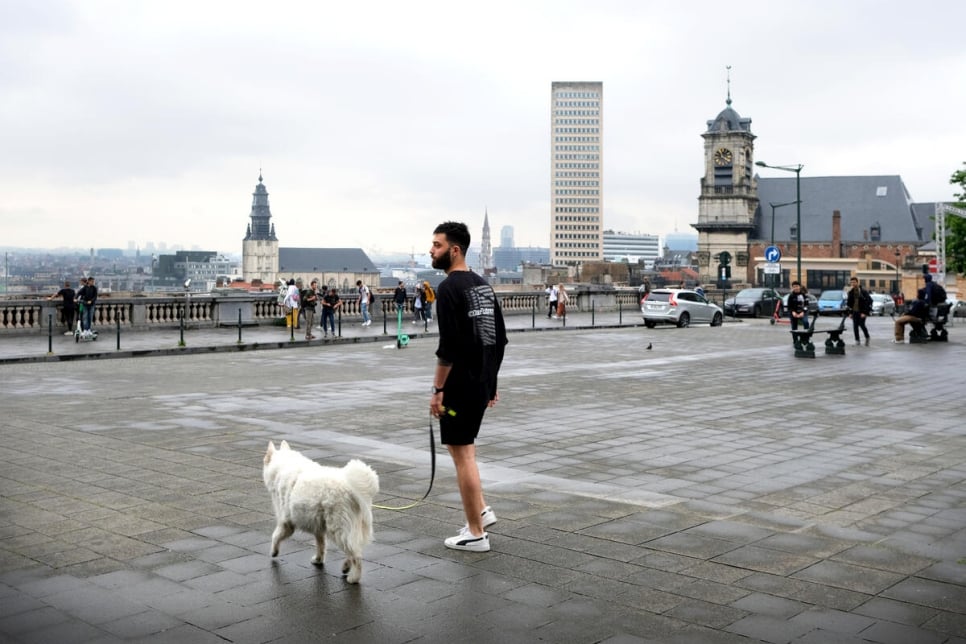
<box><xmin>434</xmin><ymin>221</ymin><xmax>471</xmax><ymax>254</ymax></box>
<box><xmin>791</xmin><ymin>280</ymin><xmax>801</xmax><ymax>287</ymax></box>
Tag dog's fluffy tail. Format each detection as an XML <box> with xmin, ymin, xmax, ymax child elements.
<box><xmin>344</xmin><ymin>459</ymin><xmax>379</xmax><ymax>499</ymax></box>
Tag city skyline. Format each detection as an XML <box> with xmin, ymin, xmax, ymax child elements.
<box><xmin>3</xmin><ymin>1</ymin><xmax>964</xmax><ymax>258</ymax></box>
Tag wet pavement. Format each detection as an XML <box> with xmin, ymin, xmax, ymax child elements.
<box><xmin>1</xmin><ymin>312</ymin><xmax>964</xmax><ymax>643</ymax></box>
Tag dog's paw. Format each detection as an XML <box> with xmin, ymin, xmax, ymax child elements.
<box><xmin>341</xmin><ymin>560</ymin><xmax>351</xmax><ymax>575</ymax></box>
<box><xmin>310</xmin><ymin>556</ymin><xmax>324</xmax><ymax>566</ymax></box>
<box><xmin>345</xmin><ymin>566</ymin><xmax>361</xmax><ymax>584</ymax></box>
<box><xmin>270</xmin><ymin>547</ymin><xmax>279</xmax><ymax>557</ymax></box>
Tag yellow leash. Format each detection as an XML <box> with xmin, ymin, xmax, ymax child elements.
<box><xmin>372</xmin><ymin>412</ymin><xmax>438</xmax><ymax>511</ymax></box>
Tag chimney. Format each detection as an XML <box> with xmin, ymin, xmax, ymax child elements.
<box><xmin>831</xmin><ymin>210</ymin><xmax>842</xmax><ymax>258</ymax></box>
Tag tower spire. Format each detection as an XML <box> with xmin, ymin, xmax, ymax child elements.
<box><xmin>725</xmin><ymin>65</ymin><xmax>732</xmax><ymax>106</ymax></box>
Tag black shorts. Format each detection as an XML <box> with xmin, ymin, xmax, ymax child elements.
<box><xmin>438</xmin><ymin>392</ymin><xmax>488</xmax><ymax>446</ymax></box>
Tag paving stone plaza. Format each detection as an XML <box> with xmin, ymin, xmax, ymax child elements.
<box><xmin>1</xmin><ymin>313</ymin><xmax>964</xmax><ymax>643</ymax></box>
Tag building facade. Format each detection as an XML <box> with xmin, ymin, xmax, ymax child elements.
<box><xmin>551</xmin><ymin>81</ymin><xmax>603</xmax><ymax>267</ymax></box>
<box><xmin>241</xmin><ymin>173</ymin><xmax>279</xmax><ymax>284</ymax></box>
<box><xmin>602</xmin><ymin>231</ymin><xmax>660</xmax><ymax>268</ymax></box>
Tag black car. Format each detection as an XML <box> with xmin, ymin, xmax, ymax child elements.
<box><xmin>723</xmin><ymin>288</ymin><xmax>781</xmax><ymax>317</ymax></box>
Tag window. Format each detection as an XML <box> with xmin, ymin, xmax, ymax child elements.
<box><xmin>876</xmin><ymin>186</ymin><xmax>887</xmax><ymax>197</ymax></box>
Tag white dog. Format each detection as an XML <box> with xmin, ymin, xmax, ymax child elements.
<box><xmin>262</xmin><ymin>440</ymin><xmax>379</xmax><ymax>583</ymax></box>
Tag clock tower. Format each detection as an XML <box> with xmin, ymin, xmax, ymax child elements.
<box><xmin>693</xmin><ymin>76</ymin><xmax>758</xmax><ymax>285</ymax></box>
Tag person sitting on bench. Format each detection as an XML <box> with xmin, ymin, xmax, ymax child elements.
<box><xmin>893</xmin><ymin>289</ymin><xmax>929</xmax><ymax>344</ymax></box>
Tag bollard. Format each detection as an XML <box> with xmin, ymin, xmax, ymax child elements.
<box><xmin>619</xmin><ymin>299</ymin><xmax>623</xmax><ymax>326</ymax></box>
<box><xmin>116</xmin><ymin>316</ymin><xmax>120</xmax><ymax>351</ymax></box>
<box><xmin>48</xmin><ymin>313</ymin><xmax>53</xmax><ymax>355</ymax></box>
<box><xmin>532</xmin><ymin>304</ymin><xmax>536</xmax><ymax>329</ymax></box>
<box><xmin>237</xmin><ymin>308</ymin><xmax>242</xmax><ymax>343</ymax></box>
<box><xmin>337</xmin><ymin>309</ymin><xmax>341</xmax><ymax>338</ymax></box>
<box><xmin>179</xmin><ymin>308</ymin><xmax>186</xmax><ymax>347</ymax></box>
<box><xmin>591</xmin><ymin>301</ymin><xmax>595</xmax><ymax>327</ymax></box>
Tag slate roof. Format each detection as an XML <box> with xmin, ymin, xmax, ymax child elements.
<box><xmin>755</xmin><ymin>175</ymin><xmax>939</xmax><ymax>244</ymax></box>
<box><xmin>278</xmin><ymin>248</ymin><xmax>378</xmax><ymax>274</ymax></box>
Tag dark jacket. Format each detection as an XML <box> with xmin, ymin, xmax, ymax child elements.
<box><xmin>393</xmin><ymin>286</ymin><xmax>407</xmax><ymax>305</ymax></box>
<box><xmin>785</xmin><ymin>291</ymin><xmax>806</xmax><ymax>316</ymax></box>
<box><xmin>846</xmin><ymin>287</ymin><xmax>872</xmax><ymax>314</ymax></box>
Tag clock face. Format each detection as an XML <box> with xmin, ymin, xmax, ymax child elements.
<box><xmin>713</xmin><ymin>147</ymin><xmax>733</xmax><ymax>166</ymax></box>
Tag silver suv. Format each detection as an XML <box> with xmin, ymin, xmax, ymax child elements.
<box><xmin>641</xmin><ymin>289</ymin><xmax>723</xmax><ymax>328</ymax></box>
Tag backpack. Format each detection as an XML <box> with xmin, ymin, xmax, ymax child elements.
<box><xmin>930</xmin><ymin>283</ymin><xmax>947</xmax><ymax>305</ymax></box>
<box><xmin>424</xmin><ymin>285</ymin><xmax>435</xmax><ymax>303</ymax></box>
<box><xmin>367</xmin><ymin>288</ymin><xmax>375</xmax><ymax>305</ymax></box>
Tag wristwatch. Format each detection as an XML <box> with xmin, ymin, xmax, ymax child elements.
<box><xmin>432</xmin><ymin>386</ymin><xmax>444</xmax><ymax>394</ymax></box>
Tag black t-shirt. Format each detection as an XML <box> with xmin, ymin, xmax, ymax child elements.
<box><xmin>56</xmin><ymin>288</ymin><xmax>76</xmax><ymax>308</ymax></box>
<box><xmin>435</xmin><ymin>270</ymin><xmax>507</xmax><ymax>401</ymax></box>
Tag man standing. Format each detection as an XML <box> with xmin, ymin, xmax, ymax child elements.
<box><xmin>393</xmin><ymin>281</ymin><xmax>407</xmax><ymax>312</ymax></box>
<box><xmin>320</xmin><ymin>287</ymin><xmax>341</xmax><ymax>338</ymax></box>
<box><xmin>49</xmin><ymin>280</ymin><xmax>77</xmax><ymax>334</ymax></box>
<box><xmin>786</xmin><ymin>281</ymin><xmax>809</xmax><ymax>331</ymax></box>
<box><xmin>356</xmin><ymin>280</ymin><xmax>372</xmax><ymax>327</ymax></box>
<box><xmin>429</xmin><ymin>222</ymin><xmax>507</xmax><ymax>552</ymax></box>
<box><xmin>301</xmin><ymin>280</ymin><xmax>319</xmax><ymax>340</ymax></box>
<box><xmin>78</xmin><ymin>276</ymin><xmax>98</xmax><ymax>332</ymax></box>
<box><xmin>846</xmin><ymin>276</ymin><xmax>872</xmax><ymax>346</ymax></box>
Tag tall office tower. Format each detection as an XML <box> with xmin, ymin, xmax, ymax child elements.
<box><xmin>500</xmin><ymin>225</ymin><xmax>514</xmax><ymax>248</ymax></box>
<box><xmin>551</xmin><ymin>81</ymin><xmax>603</xmax><ymax>267</ymax></box>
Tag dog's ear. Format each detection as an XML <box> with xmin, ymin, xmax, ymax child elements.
<box><xmin>264</xmin><ymin>441</ymin><xmax>276</xmax><ymax>465</ymax></box>
<box><xmin>280</xmin><ymin>440</ymin><xmax>291</xmax><ymax>451</ymax></box>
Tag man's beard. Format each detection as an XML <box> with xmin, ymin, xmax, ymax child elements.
<box><xmin>432</xmin><ymin>251</ymin><xmax>452</xmax><ymax>271</ymax></box>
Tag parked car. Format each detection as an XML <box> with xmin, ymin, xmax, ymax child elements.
<box><xmin>817</xmin><ymin>289</ymin><xmax>848</xmax><ymax>315</ymax></box>
<box><xmin>780</xmin><ymin>292</ymin><xmax>819</xmax><ymax>315</ymax></box>
<box><xmin>870</xmin><ymin>293</ymin><xmax>896</xmax><ymax>316</ymax></box>
<box><xmin>723</xmin><ymin>288</ymin><xmax>781</xmax><ymax>318</ymax></box>
<box><xmin>641</xmin><ymin>288</ymin><xmax>723</xmax><ymax>328</ymax></box>
<box><xmin>947</xmin><ymin>298</ymin><xmax>966</xmax><ymax>318</ymax></box>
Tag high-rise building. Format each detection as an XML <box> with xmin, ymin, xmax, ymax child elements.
<box><xmin>480</xmin><ymin>210</ymin><xmax>493</xmax><ymax>273</ymax></box>
<box><xmin>550</xmin><ymin>81</ymin><xmax>603</xmax><ymax>267</ymax></box>
<box><xmin>500</xmin><ymin>225</ymin><xmax>514</xmax><ymax>248</ymax></box>
<box><xmin>602</xmin><ymin>231</ymin><xmax>660</xmax><ymax>268</ymax></box>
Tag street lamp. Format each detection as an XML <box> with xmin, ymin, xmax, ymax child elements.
<box><xmin>768</xmin><ymin>200</ymin><xmax>799</xmax><ymax>287</ymax></box>
<box><xmin>894</xmin><ymin>249</ymin><xmax>901</xmax><ymax>296</ymax></box>
<box><xmin>757</xmin><ymin>161</ymin><xmax>804</xmax><ymax>285</ymax></box>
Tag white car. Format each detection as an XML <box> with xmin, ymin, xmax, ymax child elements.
<box><xmin>641</xmin><ymin>288</ymin><xmax>723</xmax><ymax>328</ymax></box>
<box><xmin>870</xmin><ymin>293</ymin><xmax>896</xmax><ymax>316</ymax></box>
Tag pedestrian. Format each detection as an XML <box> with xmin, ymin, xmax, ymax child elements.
<box><xmin>283</xmin><ymin>279</ymin><xmax>300</xmax><ymax>330</ymax></box>
<box><xmin>422</xmin><ymin>281</ymin><xmax>435</xmax><ymax>323</ymax></box>
<box><xmin>546</xmin><ymin>283</ymin><xmax>558</xmax><ymax>318</ymax></box>
<box><xmin>77</xmin><ymin>276</ymin><xmax>98</xmax><ymax>332</ymax></box>
<box><xmin>301</xmin><ymin>280</ymin><xmax>319</xmax><ymax>340</ymax></box>
<box><xmin>276</xmin><ymin>280</ymin><xmax>287</xmax><ymax>321</ymax></box>
<box><xmin>846</xmin><ymin>276</ymin><xmax>872</xmax><ymax>346</ymax></box>
<box><xmin>356</xmin><ymin>280</ymin><xmax>372</xmax><ymax>327</ymax></box>
<box><xmin>894</xmin><ymin>288</ymin><xmax>929</xmax><ymax>343</ymax></box>
<box><xmin>413</xmin><ymin>283</ymin><xmax>424</xmax><ymax>324</ymax></box>
<box><xmin>428</xmin><ymin>221</ymin><xmax>507</xmax><ymax>552</ymax></box>
<box><xmin>393</xmin><ymin>280</ymin><xmax>407</xmax><ymax>315</ymax></box>
<box><xmin>321</xmin><ymin>287</ymin><xmax>341</xmax><ymax>337</ymax></box>
<box><xmin>555</xmin><ymin>283</ymin><xmax>569</xmax><ymax>319</ymax></box>
<box><xmin>48</xmin><ymin>280</ymin><xmax>77</xmax><ymax>335</ymax></box>
<box><xmin>786</xmin><ymin>280</ymin><xmax>809</xmax><ymax>331</ymax></box>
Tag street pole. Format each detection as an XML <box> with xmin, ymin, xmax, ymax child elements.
<box><xmin>758</xmin><ymin>162</ymin><xmax>804</xmax><ymax>285</ymax></box>
<box><xmin>769</xmin><ymin>200</ymin><xmax>799</xmax><ymax>288</ymax></box>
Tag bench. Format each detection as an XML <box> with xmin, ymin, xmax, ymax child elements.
<box><xmin>910</xmin><ymin>303</ymin><xmax>951</xmax><ymax>344</ymax></box>
<box><xmin>790</xmin><ymin>317</ymin><xmax>847</xmax><ymax>358</ymax></box>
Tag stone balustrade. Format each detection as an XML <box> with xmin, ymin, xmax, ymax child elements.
<box><xmin>0</xmin><ymin>288</ymin><xmax>644</xmax><ymax>336</ymax></box>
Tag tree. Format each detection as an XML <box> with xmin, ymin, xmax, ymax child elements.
<box><xmin>948</xmin><ymin>163</ymin><xmax>966</xmax><ymax>274</ymax></box>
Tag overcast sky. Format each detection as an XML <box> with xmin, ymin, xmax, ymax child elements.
<box><xmin>3</xmin><ymin>0</ymin><xmax>964</xmax><ymax>259</ymax></box>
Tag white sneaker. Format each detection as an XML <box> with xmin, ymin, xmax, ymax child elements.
<box><xmin>481</xmin><ymin>506</ymin><xmax>497</xmax><ymax>528</ymax></box>
<box><xmin>444</xmin><ymin>528</ymin><xmax>489</xmax><ymax>552</ymax></box>
<box><xmin>64</xmin><ymin>331</ymin><xmax>73</xmax><ymax>336</ymax></box>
